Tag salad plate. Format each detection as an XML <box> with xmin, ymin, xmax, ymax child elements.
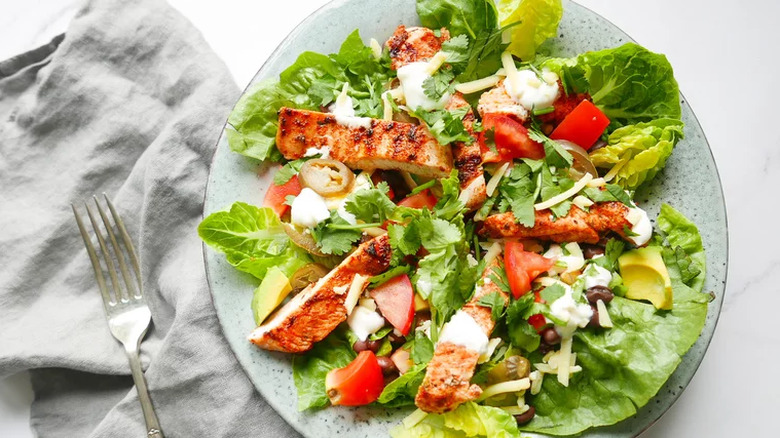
<box><xmin>201</xmin><ymin>0</ymin><xmax>727</xmax><ymax>436</ymax></box>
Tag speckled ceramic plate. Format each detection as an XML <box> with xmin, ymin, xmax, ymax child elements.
<box><xmin>202</xmin><ymin>1</ymin><xmax>728</xmax><ymax>436</ymax></box>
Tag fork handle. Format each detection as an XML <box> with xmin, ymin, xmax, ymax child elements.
<box><xmin>125</xmin><ymin>345</ymin><xmax>164</xmax><ymax>438</ymax></box>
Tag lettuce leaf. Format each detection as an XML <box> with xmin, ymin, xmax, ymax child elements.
<box><xmin>541</xmin><ymin>43</ymin><xmax>681</xmax><ymax>128</ymax></box>
<box><xmin>378</xmin><ymin>364</ymin><xmax>427</xmax><ymax>407</ymax></box>
<box><xmin>198</xmin><ymin>202</ymin><xmax>311</xmax><ymax>280</ymax></box>
<box><xmin>497</xmin><ymin>0</ymin><xmax>563</xmax><ymax>60</ymax></box>
<box><xmin>590</xmin><ymin>118</ymin><xmax>684</xmax><ymax>190</ymax></box>
<box><xmin>391</xmin><ymin>402</ymin><xmax>521</xmax><ymax>438</ymax></box>
<box><xmin>523</xmin><ymin>208</ymin><xmax>709</xmax><ymax>436</ymax></box>
<box><xmin>416</xmin><ymin>0</ymin><xmax>498</xmax><ymax>39</ymax></box>
<box><xmin>656</xmin><ymin>203</ymin><xmax>706</xmax><ymax>293</ymax></box>
<box><xmin>226</xmin><ymin>30</ymin><xmax>392</xmax><ymax>161</ymax></box>
<box><xmin>292</xmin><ymin>328</ymin><xmax>356</xmax><ymax>411</ymax></box>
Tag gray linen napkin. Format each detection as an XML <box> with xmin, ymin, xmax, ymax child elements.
<box><xmin>0</xmin><ymin>0</ymin><xmax>300</xmax><ymax>436</ymax></box>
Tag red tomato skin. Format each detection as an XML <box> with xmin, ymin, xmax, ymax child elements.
<box><xmin>528</xmin><ymin>314</ymin><xmax>548</xmax><ymax>332</ymax></box>
<box><xmin>479</xmin><ymin>114</ymin><xmax>545</xmax><ymax>162</ymax></box>
<box><xmin>325</xmin><ymin>351</ymin><xmax>385</xmax><ymax>406</ymax></box>
<box><xmin>370</xmin><ymin>274</ymin><xmax>415</xmax><ymax>336</ymax></box>
<box><xmin>398</xmin><ymin>189</ymin><xmax>438</xmax><ymax>210</ymax></box>
<box><xmin>263</xmin><ymin>174</ymin><xmax>302</xmax><ymax>217</ymax></box>
<box><xmin>550</xmin><ymin>100</ymin><xmax>610</xmax><ymax>150</ymax></box>
<box><xmin>504</xmin><ymin>241</ymin><xmax>555</xmax><ymax>299</ymax></box>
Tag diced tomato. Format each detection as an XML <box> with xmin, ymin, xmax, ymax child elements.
<box><xmin>371</xmin><ymin>172</ymin><xmax>396</xmax><ymax>200</ymax></box>
<box><xmin>550</xmin><ymin>100</ymin><xmax>610</xmax><ymax>150</ymax></box>
<box><xmin>370</xmin><ymin>274</ymin><xmax>415</xmax><ymax>336</ymax></box>
<box><xmin>325</xmin><ymin>351</ymin><xmax>385</xmax><ymax>406</ymax></box>
<box><xmin>398</xmin><ymin>189</ymin><xmax>438</xmax><ymax>210</ymax></box>
<box><xmin>534</xmin><ymin>290</ymin><xmax>544</xmax><ymax>303</ymax></box>
<box><xmin>528</xmin><ymin>314</ymin><xmax>548</xmax><ymax>332</ymax></box>
<box><xmin>504</xmin><ymin>241</ymin><xmax>555</xmax><ymax>299</ymax></box>
<box><xmin>479</xmin><ymin>114</ymin><xmax>545</xmax><ymax>162</ymax></box>
<box><xmin>263</xmin><ymin>174</ymin><xmax>301</xmax><ymax>218</ymax></box>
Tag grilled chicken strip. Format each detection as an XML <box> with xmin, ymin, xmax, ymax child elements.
<box><xmin>415</xmin><ymin>261</ymin><xmax>507</xmax><ymax>413</ymax></box>
<box><xmin>386</xmin><ymin>25</ymin><xmax>450</xmax><ymax>69</ymax></box>
<box><xmin>276</xmin><ymin>107</ymin><xmax>453</xmax><ymax>178</ymax></box>
<box><xmin>477</xmin><ymin>79</ymin><xmax>530</xmax><ymax>122</ymax></box>
<box><xmin>385</xmin><ymin>25</ymin><xmax>487</xmax><ymax>210</ymax></box>
<box><xmin>248</xmin><ymin>235</ymin><xmax>391</xmax><ymax>353</ymax></box>
<box><xmin>479</xmin><ymin>202</ymin><xmax>632</xmax><ymax>244</ymax></box>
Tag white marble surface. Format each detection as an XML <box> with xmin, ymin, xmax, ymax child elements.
<box><xmin>1</xmin><ymin>0</ymin><xmax>777</xmax><ymax>436</ymax></box>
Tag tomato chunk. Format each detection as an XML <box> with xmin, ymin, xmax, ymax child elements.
<box><xmin>398</xmin><ymin>189</ymin><xmax>438</xmax><ymax>210</ymax></box>
<box><xmin>325</xmin><ymin>351</ymin><xmax>385</xmax><ymax>406</ymax></box>
<box><xmin>504</xmin><ymin>241</ymin><xmax>555</xmax><ymax>299</ymax></box>
<box><xmin>370</xmin><ymin>274</ymin><xmax>415</xmax><ymax>335</ymax></box>
<box><xmin>480</xmin><ymin>114</ymin><xmax>545</xmax><ymax>162</ymax></box>
<box><xmin>550</xmin><ymin>100</ymin><xmax>610</xmax><ymax>150</ymax></box>
<box><xmin>528</xmin><ymin>314</ymin><xmax>548</xmax><ymax>332</ymax></box>
<box><xmin>263</xmin><ymin>174</ymin><xmax>301</xmax><ymax>218</ymax></box>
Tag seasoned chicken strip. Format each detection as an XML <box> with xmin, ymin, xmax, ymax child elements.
<box><xmin>248</xmin><ymin>235</ymin><xmax>391</xmax><ymax>353</ymax></box>
<box><xmin>276</xmin><ymin>107</ymin><xmax>453</xmax><ymax>178</ymax></box>
<box><xmin>386</xmin><ymin>25</ymin><xmax>450</xmax><ymax>70</ymax></box>
<box><xmin>477</xmin><ymin>79</ymin><xmax>529</xmax><ymax>121</ymax></box>
<box><xmin>415</xmin><ymin>261</ymin><xmax>507</xmax><ymax>413</ymax></box>
<box><xmin>384</xmin><ymin>25</ymin><xmax>486</xmax><ymax>209</ymax></box>
<box><xmin>479</xmin><ymin>202</ymin><xmax>632</xmax><ymax>244</ymax></box>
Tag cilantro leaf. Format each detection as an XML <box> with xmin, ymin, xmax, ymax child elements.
<box><xmin>583</xmin><ymin>184</ymin><xmax>632</xmax><ymax>206</ymax></box>
<box><xmin>413</xmin><ymin>107</ymin><xmax>474</xmax><ymax>146</ymax></box>
<box><xmin>440</xmin><ymin>34</ymin><xmax>470</xmax><ymax>70</ymax></box>
<box><xmin>311</xmin><ymin>212</ymin><xmax>362</xmax><ymax>255</ymax></box>
<box><xmin>528</xmin><ymin>128</ymin><xmax>573</xmax><ymax>168</ymax></box>
<box><xmin>591</xmin><ymin>238</ymin><xmax>625</xmax><ymax>271</ymax></box>
<box><xmin>411</xmin><ymin>330</ymin><xmax>434</xmax><ymax>365</ymax></box>
<box><xmin>344</xmin><ymin>181</ymin><xmax>396</xmax><ymax>223</ymax></box>
<box><xmin>488</xmin><ymin>265</ymin><xmax>511</xmax><ymax>295</ymax></box>
<box><xmin>505</xmin><ymin>293</ymin><xmax>540</xmax><ymax>352</ymax></box>
<box><xmin>477</xmin><ymin>292</ymin><xmax>506</xmax><ymax>321</ymax></box>
<box><xmin>433</xmin><ymin>170</ymin><xmax>465</xmax><ymax>220</ymax></box>
<box><xmin>388</xmin><ymin>222</ymin><xmax>422</xmax><ymax>264</ymax></box>
<box><xmin>499</xmin><ymin>163</ymin><xmax>536</xmax><ymax>227</ymax></box>
<box><xmin>273</xmin><ymin>158</ymin><xmax>309</xmax><ymax>185</ymax></box>
<box><xmin>422</xmin><ymin>68</ymin><xmax>455</xmax><ymax>101</ymax></box>
<box><xmin>539</xmin><ymin>283</ymin><xmax>566</xmax><ymax>303</ymax></box>
<box><xmin>369</xmin><ymin>265</ymin><xmax>411</xmax><ymax>287</ymax></box>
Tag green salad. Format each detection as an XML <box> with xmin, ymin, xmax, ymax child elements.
<box><xmin>200</xmin><ymin>0</ymin><xmax>709</xmax><ymax>436</ymax></box>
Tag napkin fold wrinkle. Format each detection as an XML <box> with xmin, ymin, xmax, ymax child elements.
<box><xmin>0</xmin><ymin>0</ymin><xmax>301</xmax><ymax>436</ymax></box>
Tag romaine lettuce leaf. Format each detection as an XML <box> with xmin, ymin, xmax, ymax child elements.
<box><xmin>523</xmin><ymin>208</ymin><xmax>709</xmax><ymax>435</ymax></box>
<box><xmin>226</xmin><ymin>30</ymin><xmax>392</xmax><ymax>161</ymax></box>
<box><xmin>541</xmin><ymin>43</ymin><xmax>681</xmax><ymax>128</ymax></box>
<box><xmin>198</xmin><ymin>202</ymin><xmax>311</xmax><ymax>279</ymax></box>
<box><xmin>391</xmin><ymin>402</ymin><xmax>521</xmax><ymax>438</ymax></box>
<box><xmin>656</xmin><ymin>203</ymin><xmax>706</xmax><ymax>293</ymax></box>
<box><xmin>416</xmin><ymin>0</ymin><xmax>498</xmax><ymax>39</ymax></box>
<box><xmin>378</xmin><ymin>364</ymin><xmax>427</xmax><ymax>407</ymax></box>
<box><xmin>590</xmin><ymin>118</ymin><xmax>684</xmax><ymax>190</ymax></box>
<box><xmin>497</xmin><ymin>0</ymin><xmax>563</xmax><ymax>60</ymax></box>
<box><xmin>292</xmin><ymin>328</ymin><xmax>356</xmax><ymax>411</ymax></box>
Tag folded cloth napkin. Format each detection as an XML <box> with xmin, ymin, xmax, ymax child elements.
<box><xmin>0</xmin><ymin>0</ymin><xmax>301</xmax><ymax>436</ymax></box>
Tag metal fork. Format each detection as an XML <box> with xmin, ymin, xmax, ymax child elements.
<box><xmin>72</xmin><ymin>194</ymin><xmax>164</xmax><ymax>438</ymax></box>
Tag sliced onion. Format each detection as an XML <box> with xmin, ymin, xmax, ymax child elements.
<box><xmin>299</xmin><ymin>159</ymin><xmax>355</xmax><ymax>197</ymax></box>
<box><xmin>283</xmin><ymin>223</ymin><xmax>327</xmax><ymax>257</ymax></box>
<box><xmin>556</xmin><ymin>140</ymin><xmax>598</xmax><ymax>178</ymax></box>
<box><xmin>289</xmin><ymin>263</ymin><xmax>330</xmax><ymax>294</ymax></box>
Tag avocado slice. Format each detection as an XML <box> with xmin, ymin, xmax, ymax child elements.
<box><xmin>252</xmin><ymin>267</ymin><xmax>293</xmax><ymax>325</ymax></box>
<box><xmin>414</xmin><ymin>293</ymin><xmax>430</xmax><ymax>312</ymax></box>
<box><xmin>618</xmin><ymin>246</ymin><xmax>673</xmax><ymax>310</ymax></box>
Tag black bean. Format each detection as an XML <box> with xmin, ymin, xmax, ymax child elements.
<box><xmin>353</xmin><ymin>340</ymin><xmax>370</xmax><ymax>353</ymax></box>
<box><xmin>514</xmin><ymin>406</ymin><xmax>536</xmax><ymax>425</ymax></box>
<box><xmin>582</xmin><ymin>244</ymin><xmax>605</xmax><ymax>259</ymax></box>
<box><xmin>366</xmin><ymin>340</ymin><xmax>382</xmax><ymax>353</ymax></box>
<box><xmin>377</xmin><ymin>356</ymin><xmax>398</xmax><ymax>376</ymax></box>
<box><xmin>588</xmin><ymin>304</ymin><xmax>601</xmax><ymax>328</ymax></box>
<box><xmin>586</xmin><ymin>285</ymin><xmax>614</xmax><ymax>304</ymax></box>
<box><xmin>388</xmin><ymin>332</ymin><xmax>406</xmax><ymax>345</ymax></box>
<box><xmin>541</xmin><ymin>327</ymin><xmax>561</xmax><ymax>345</ymax></box>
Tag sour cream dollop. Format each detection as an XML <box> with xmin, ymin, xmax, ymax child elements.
<box><xmin>583</xmin><ymin>264</ymin><xmax>613</xmax><ymax>289</ymax></box>
<box><xmin>549</xmin><ymin>284</ymin><xmax>593</xmax><ymax>329</ymax></box>
<box><xmin>347</xmin><ymin>306</ymin><xmax>386</xmax><ymax>341</ymax></box>
<box><xmin>438</xmin><ymin>310</ymin><xmax>489</xmax><ymax>355</ymax></box>
<box><xmin>397</xmin><ymin>60</ymin><xmax>450</xmax><ymax>111</ymax></box>
<box><xmin>504</xmin><ymin>69</ymin><xmax>559</xmax><ymax>111</ymax></box>
<box><xmin>290</xmin><ymin>188</ymin><xmax>330</xmax><ymax>229</ymax></box>
<box><xmin>626</xmin><ymin>207</ymin><xmax>653</xmax><ymax>246</ymax></box>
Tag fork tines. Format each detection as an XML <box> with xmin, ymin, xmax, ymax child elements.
<box><xmin>72</xmin><ymin>194</ymin><xmax>143</xmax><ymax>307</ymax></box>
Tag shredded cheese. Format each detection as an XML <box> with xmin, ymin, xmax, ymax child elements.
<box><xmin>572</xmin><ymin>195</ymin><xmax>594</xmax><ymax>209</ymax></box>
<box><xmin>424</xmin><ymin>52</ymin><xmax>448</xmax><ymax>75</ymax></box>
<box><xmin>586</xmin><ymin>177</ymin><xmax>606</xmax><ymax>188</ymax></box>
<box><xmin>557</xmin><ymin>336</ymin><xmax>573</xmax><ymax>386</ymax></box>
<box><xmin>603</xmin><ymin>156</ymin><xmax>629</xmax><ymax>182</ymax></box>
<box><xmin>485</xmin><ymin>161</ymin><xmax>511</xmax><ymax>197</ymax></box>
<box><xmin>344</xmin><ymin>274</ymin><xmax>369</xmax><ymax>315</ymax></box>
<box><xmin>529</xmin><ymin>370</ymin><xmax>544</xmax><ymax>395</ymax></box>
<box><xmin>332</xmin><ymin>284</ymin><xmax>348</xmax><ymax>295</ymax></box>
<box><xmin>501</xmin><ymin>52</ymin><xmax>520</xmax><ymax>94</ymax></box>
<box><xmin>387</xmin><ymin>87</ymin><xmax>405</xmax><ymax>102</ymax></box>
<box><xmin>478</xmin><ymin>338</ymin><xmax>503</xmax><ymax>364</ymax></box>
<box><xmin>381</xmin><ymin>92</ymin><xmax>393</xmax><ymax>121</ymax></box>
<box><xmin>534</xmin><ymin>172</ymin><xmax>593</xmax><ymax>211</ymax></box>
<box><xmin>363</xmin><ymin>227</ymin><xmax>388</xmax><ymax>237</ymax></box>
<box><xmin>483</xmin><ymin>241</ymin><xmax>503</xmax><ymax>266</ymax></box>
<box><xmin>359</xmin><ymin>298</ymin><xmax>376</xmax><ymax>311</ymax></box>
<box><xmin>455</xmin><ymin>75</ymin><xmax>501</xmax><ymax>94</ymax></box>
<box><xmin>495</xmin><ymin>68</ymin><xmax>506</xmax><ymax>77</ymax></box>
<box><xmin>596</xmin><ymin>299</ymin><xmax>613</xmax><ymax>328</ymax></box>
<box><xmin>477</xmin><ymin>378</ymin><xmax>530</xmax><ymax>401</ymax></box>
<box><xmin>369</xmin><ymin>38</ymin><xmax>382</xmax><ymax>59</ymax></box>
